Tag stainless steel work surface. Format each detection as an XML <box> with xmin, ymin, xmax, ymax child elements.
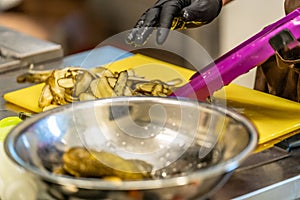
<box><xmin>0</xmin><ymin>26</ymin><xmax>63</xmax><ymax>72</ymax></box>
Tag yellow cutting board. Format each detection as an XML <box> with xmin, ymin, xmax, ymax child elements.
<box><xmin>3</xmin><ymin>54</ymin><xmax>300</xmax><ymax>151</ymax></box>
<box><xmin>214</xmin><ymin>84</ymin><xmax>300</xmax><ymax>152</ymax></box>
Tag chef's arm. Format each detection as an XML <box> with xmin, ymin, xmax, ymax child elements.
<box><xmin>284</xmin><ymin>0</ymin><xmax>300</xmax><ymax>14</ymax></box>
<box><xmin>222</xmin><ymin>0</ymin><xmax>233</xmax><ymax>5</ymax></box>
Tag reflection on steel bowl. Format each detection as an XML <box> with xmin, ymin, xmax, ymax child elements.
<box><xmin>4</xmin><ymin>96</ymin><xmax>258</xmax><ymax>200</ymax></box>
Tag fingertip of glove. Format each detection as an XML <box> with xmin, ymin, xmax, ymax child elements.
<box><xmin>157</xmin><ymin>28</ymin><xmax>169</xmax><ymax>45</ymax></box>
<box><xmin>125</xmin><ymin>29</ymin><xmax>137</xmax><ymax>44</ymax></box>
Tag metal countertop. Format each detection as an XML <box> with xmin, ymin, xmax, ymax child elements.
<box><xmin>0</xmin><ymin>56</ymin><xmax>300</xmax><ymax>200</ymax></box>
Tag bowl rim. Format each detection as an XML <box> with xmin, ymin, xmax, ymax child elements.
<box><xmin>4</xmin><ymin>96</ymin><xmax>258</xmax><ymax>190</ymax></box>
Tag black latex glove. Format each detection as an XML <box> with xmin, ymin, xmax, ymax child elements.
<box><xmin>127</xmin><ymin>0</ymin><xmax>222</xmax><ymax>46</ymax></box>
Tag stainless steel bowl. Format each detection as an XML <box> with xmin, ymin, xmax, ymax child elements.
<box><xmin>4</xmin><ymin>96</ymin><xmax>258</xmax><ymax>200</ymax></box>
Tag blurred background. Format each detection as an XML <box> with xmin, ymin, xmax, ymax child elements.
<box><xmin>0</xmin><ymin>0</ymin><xmax>284</xmax><ymax>88</ymax></box>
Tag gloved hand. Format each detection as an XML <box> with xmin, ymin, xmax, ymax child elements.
<box><xmin>126</xmin><ymin>0</ymin><xmax>223</xmax><ymax>46</ymax></box>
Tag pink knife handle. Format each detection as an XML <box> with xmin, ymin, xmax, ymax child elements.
<box><xmin>172</xmin><ymin>8</ymin><xmax>300</xmax><ymax>101</ymax></box>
